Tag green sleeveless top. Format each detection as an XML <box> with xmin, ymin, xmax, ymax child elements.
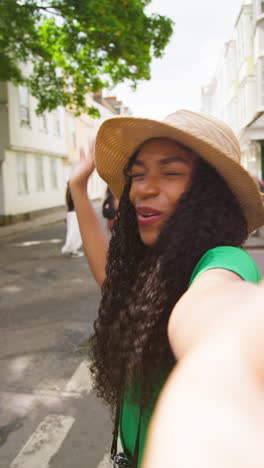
<box><xmin>120</xmin><ymin>246</ymin><xmax>262</xmax><ymax>467</ymax></box>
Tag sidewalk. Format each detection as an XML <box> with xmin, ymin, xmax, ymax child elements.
<box><xmin>0</xmin><ymin>205</ymin><xmax>264</xmax><ymax>248</ymax></box>
<box><xmin>244</xmin><ymin>232</ymin><xmax>264</xmax><ymax>249</ymax></box>
<box><xmin>0</xmin><ymin>200</ymin><xmax>104</xmax><ymax>241</ymax></box>
<box><xmin>0</xmin><ymin>208</ymin><xmax>66</xmax><ymax>240</ymax></box>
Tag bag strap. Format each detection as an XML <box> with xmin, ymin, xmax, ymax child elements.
<box><xmin>111</xmin><ymin>402</ymin><xmax>120</xmax><ymax>460</ymax></box>
<box><xmin>111</xmin><ymin>401</ymin><xmax>142</xmax><ymax>467</ymax></box>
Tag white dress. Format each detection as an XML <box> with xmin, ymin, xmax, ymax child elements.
<box><xmin>61</xmin><ymin>211</ymin><xmax>82</xmax><ymax>255</ymax></box>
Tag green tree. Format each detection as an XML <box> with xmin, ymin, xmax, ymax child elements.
<box><xmin>0</xmin><ymin>0</ymin><xmax>173</xmax><ymax>116</ymax></box>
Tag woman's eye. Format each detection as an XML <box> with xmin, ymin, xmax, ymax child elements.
<box><xmin>163</xmin><ymin>172</ymin><xmax>182</xmax><ymax>176</ymax></box>
<box><xmin>131</xmin><ymin>173</ymin><xmax>145</xmax><ymax>179</ymax></box>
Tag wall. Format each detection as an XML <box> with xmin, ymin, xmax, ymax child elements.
<box><xmin>2</xmin><ymin>150</ymin><xmax>64</xmax><ymax>217</ymax></box>
<box><xmin>8</xmin><ymin>83</ymin><xmax>67</xmax><ymax>155</ymax></box>
<box><xmin>64</xmin><ymin>96</ymin><xmax>113</xmax><ymax>201</ymax></box>
<box><xmin>0</xmin><ymin>82</ymin><xmax>68</xmax><ymax>222</ymax></box>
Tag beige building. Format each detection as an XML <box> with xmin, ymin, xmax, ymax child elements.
<box><xmin>201</xmin><ymin>0</ymin><xmax>264</xmax><ymax>180</ymax></box>
<box><xmin>64</xmin><ymin>93</ymin><xmax>115</xmax><ymax>201</ymax></box>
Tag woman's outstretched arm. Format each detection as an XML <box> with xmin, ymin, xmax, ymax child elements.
<box><xmin>70</xmin><ymin>146</ymin><xmax>109</xmax><ymax>286</ymax></box>
<box><xmin>142</xmin><ymin>273</ymin><xmax>264</xmax><ymax>468</ymax></box>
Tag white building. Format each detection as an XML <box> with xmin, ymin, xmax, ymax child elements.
<box><xmin>0</xmin><ymin>80</ymin><xmax>123</xmax><ymax>225</ymax></box>
<box><xmin>0</xmin><ymin>81</ymin><xmax>67</xmax><ymax>225</ymax></box>
<box><xmin>201</xmin><ymin>0</ymin><xmax>264</xmax><ymax>180</ymax></box>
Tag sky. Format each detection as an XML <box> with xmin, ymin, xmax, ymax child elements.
<box><xmin>110</xmin><ymin>0</ymin><xmax>244</xmax><ymax>119</ymax></box>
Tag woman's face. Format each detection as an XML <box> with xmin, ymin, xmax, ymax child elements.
<box><xmin>129</xmin><ymin>138</ymin><xmax>198</xmax><ymax>245</ymax></box>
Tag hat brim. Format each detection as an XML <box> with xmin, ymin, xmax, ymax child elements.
<box><xmin>95</xmin><ymin>115</ymin><xmax>264</xmax><ymax>233</ymax></box>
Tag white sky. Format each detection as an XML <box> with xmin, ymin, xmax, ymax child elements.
<box><xmin>111</xmin><ymin>0</ymin><xmax>244</xmax><ymax>119</ymax></box>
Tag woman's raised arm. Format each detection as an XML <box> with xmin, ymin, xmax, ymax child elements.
<box><xmin>70</xmin><ymin>145</ymin><xmax>109</xmax><ymax>286</ymax></box>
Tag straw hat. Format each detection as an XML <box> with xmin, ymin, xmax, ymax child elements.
<box><xmin>95</xmin><ymin>109</ymin><xmax>264</xmax><ymax>233</ymax></box>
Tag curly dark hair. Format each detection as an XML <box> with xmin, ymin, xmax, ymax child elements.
<box><xmin>88</xmin><ymin>155</ymin><xmax>248</xmax><ymax>412</ymax></box>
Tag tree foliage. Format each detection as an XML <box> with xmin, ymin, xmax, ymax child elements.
<box><xmin>0</xmin><ymin>0</ymin><xmax>173</xmax><ymax>116</ymax></box>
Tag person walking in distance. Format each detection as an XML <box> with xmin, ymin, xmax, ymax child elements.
<box><xmin>61</xmin><ymin>181</ymin><xmax>83</xmax><ymax>257</ymax></box>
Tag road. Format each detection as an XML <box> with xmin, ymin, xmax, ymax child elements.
<box><xmin>0</xmin><ymin>221</ymin><xmax>113</xmax><ymax>468</ymax></box>
<box><xmin>1</xmin><ymin>221</ymin><xmax>264</xmax><ymax>468</ymax></box>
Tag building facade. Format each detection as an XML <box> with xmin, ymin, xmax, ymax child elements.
<box><xmin>201</xmin><ymin>0</ymin><xmax>264</xmax><ymax>180</ymax></box>
<box><xmin>0</xmin><ymin>81</ymin><xmax>67</xmax><ymax>225</ymax></box>
<box><xmin>0</xmin><ymin>80</ymin><xmax>127</xmax><ymax>225</ymax></box>
<box><xmin>64</xmin><ymin>93</ymin><xmax>117</xmax><ymax>202</ymax></box>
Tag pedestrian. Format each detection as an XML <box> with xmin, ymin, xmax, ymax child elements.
<box><xmin>102</xmin><ymin>186</ymin><xmax>119</xmax><ymax>231</ymax></box>
<box><xmin>61</xmin><ymin>181</ymin><xmax>83</xmax><ymax>257</ymax></box>
<box><xmin>71</xmin><ymin>110</ymin><xmax>264</xmax><ymax>467</ymax></box>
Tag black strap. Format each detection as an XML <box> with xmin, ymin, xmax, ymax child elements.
<box><xmin>111</xmin><ymin>401</ymin><xmax>141</xmax><ymax>467</ymax></box>
<box><xmin>111</xmin><ymin>402</ymin><xmax>120</xmax><ymax>460</ymax></box>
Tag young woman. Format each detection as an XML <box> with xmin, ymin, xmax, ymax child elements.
<box><xmin>71</xmin><ymin>110</ymin><xmax>264</xmax><ymax>467</ymax></box>
<box><xmin>102</xmin><ymin>187</ymin><xmax>119</xmax><ymax>231</ymax></box>
<box><xmin>61</xmin><ymin>181</ymin><xmax>83</xmax><ymax>257</ymax></box>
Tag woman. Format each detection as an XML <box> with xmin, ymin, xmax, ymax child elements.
<box><xmin>71</xmin><ymin>110</ymin><xmax>264</xmax><ymax>467</ymax></box>
<box><xmin>102</xmin><ymin>187</ymin><xmax>119</xmax><ymax>231</ymax></box>
<box><xmin>61</xmin><ymin>181</ymin><xmax>83</xmax><ymax>257</ymax></box>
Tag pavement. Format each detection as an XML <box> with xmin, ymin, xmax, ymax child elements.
<box><xmin>0</xmin><ymin>217</ymin><xmax>113</xmax><ymax>467</ymax></box>
<box><xmin>0</xmin><ymin>203</ymin><xmax>264</xmax><ymax>248</ymax></box>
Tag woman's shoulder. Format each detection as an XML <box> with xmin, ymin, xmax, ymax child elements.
<box><xmin>189</xmin><ymin>246</ymin><xmax>261</xmax><ymax>287</ymax></box>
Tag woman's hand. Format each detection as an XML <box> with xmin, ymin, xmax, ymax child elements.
<box><xmin>70</xmin><ymin>142</ymin><xmax>95</xmax><ymax>191</ymax></box>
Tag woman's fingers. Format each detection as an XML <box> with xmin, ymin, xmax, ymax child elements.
<box><xmin>90</xmin><ymin>140</ymin><xmax>96</xmax><ymax>160</ymax></box>
<box><xmin>79</xmin><ymin>147</ymin><xmax>86</xmax><ymax>161</ymax></box>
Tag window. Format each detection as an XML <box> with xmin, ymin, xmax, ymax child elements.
<box><xmin>69</xmin><ymin>116</ymin><xmax>76</xmax><ymax>147</ymax></box>
<box><xmin>38</xmin><ymin>113</ymin><xmax>48</xmax><ymax>134</ymax></box>
<box><xmin>52</xmin><ymin>109</ymin><xmax>61</xmax><ymax>136</ymax></box>
<box><xmin>50</xmin><ymin>158</ymin><xmax>58</xmax><ymax>189</ymax></box>
<box><xmin>259</xmin><ymin>20</ymin><xmax>264</xmax><ymax>51</ymax></box>
<box><xmin>261</xmin><ymin>57</ymin><xmax>264</xmax><ymax>106</ymax></box>
<box><xmin>238</xmin><ymin>83</ymin><xmax>247</xmax><ymax>126</ymax></box>
<box><xmin>18</xmin><ymin>86</ymin><xmax>30</xmax><ymax>127</ymax></box>
<box><xmin>256</xmin><ymin>57</ymin><xmax>264</xmax><ymax>107</ymax></box>
<box><xmin>35</xmin><ymin>156</ymin><xmax>45</xmax><ymax>192</ymax></box>
<box><xmin>16</xmin><ymin>153</ymin><xmax>29</xmax><ymax>194</ymax></box>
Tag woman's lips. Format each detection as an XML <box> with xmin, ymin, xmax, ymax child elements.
<box><xmin>136</xmin><ymin>207</ymin><xmax>163</xmax><ymax>226</ymax></box>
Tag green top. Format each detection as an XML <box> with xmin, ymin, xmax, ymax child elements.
<box><xmin>120</xmin><ymin>246</ymin><xmax>262</xmax><ymax>467</ymax></box>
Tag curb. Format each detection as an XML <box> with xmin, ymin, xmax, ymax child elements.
<box><xmin>0</xmin><ymin>213</ymin><xmax>65</xmax><ymax>241</ymax></box>
<box><xmin>244</xmin><ymin>244</ymin><xmax>264</xmax><ymax>250</ymax></box>
<box><xmin>0</xmin><ymin>199</ymin><xmax>104</xmax><ymax>242</ymax></box>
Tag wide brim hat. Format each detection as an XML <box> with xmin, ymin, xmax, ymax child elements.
<box><xmin>95</xmin><ymin>109</ymin><xmax>264</xmax><ymax>233</ymax></box>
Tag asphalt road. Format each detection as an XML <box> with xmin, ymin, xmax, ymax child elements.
<box><xmin>1</xmin><ymin>221</ymin><xmax>264</xmax><ymax>468</ymax></box>
<box><xmin>0</xmin><ymin>222</ymin><xmax>112</xmax><ymax>468</ymax></box>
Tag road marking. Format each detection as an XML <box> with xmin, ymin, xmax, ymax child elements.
<box><xmin>10</xmin><ymin>414</ymin><xmax>75</xmax><ymax>468</ymax></box>
<box><xmin>65</xmin><ymin>359</ymin><xmax>93</xmax><ymax>395</ymax></box>
<box><xmin>9</xmin><ymin>360</ymin><xmax>93</xmax><ymax>467</ymax></box>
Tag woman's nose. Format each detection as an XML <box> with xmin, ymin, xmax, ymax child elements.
<box><xmin>137</xmin><ymin>174</ymin><xmax>160</xmax><ymax>197</ymax></box>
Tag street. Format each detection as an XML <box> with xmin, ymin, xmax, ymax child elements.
<box><xmin>0</xmin><ymin>221</ymin><xmax>112</xmax><ymax>468</ymax></box>
<box><xmin>1</xmin><ymin>221</ymin><xmax>264</xmax><ymax>468</ymax></box>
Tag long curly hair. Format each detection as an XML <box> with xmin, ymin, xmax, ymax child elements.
<box><xmin>89</xmin><ymin>155</ymin><xmax>248</xmax><ymax>411</ymax></box>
